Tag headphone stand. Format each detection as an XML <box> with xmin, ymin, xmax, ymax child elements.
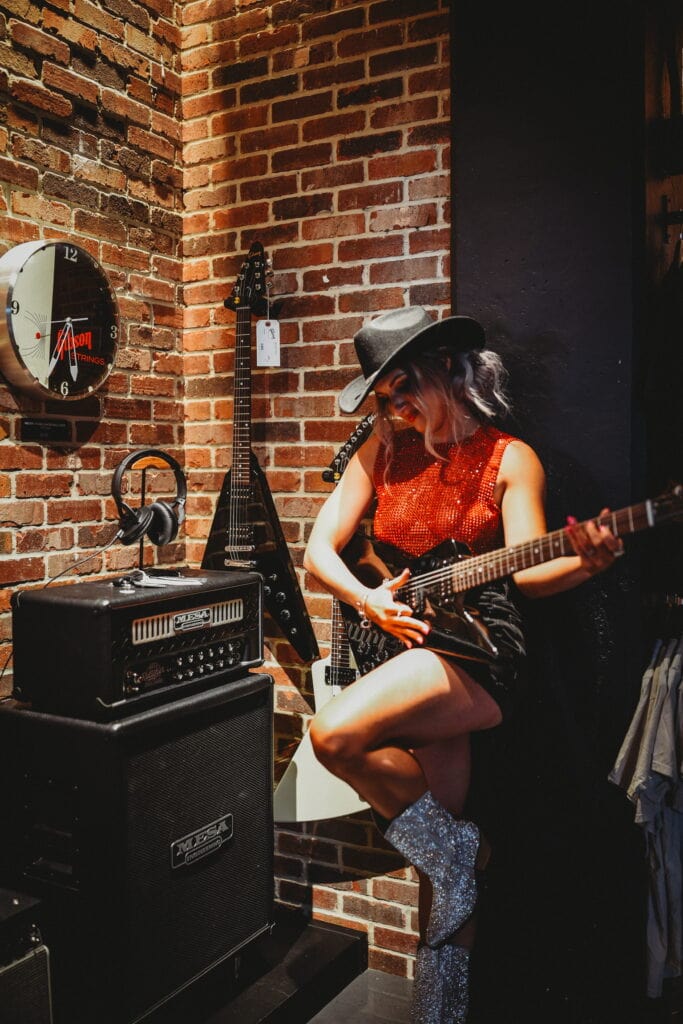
<box><xmin>137</xmin><ymin>466</ymin><xmax>148</xmax><ymax>568</ymax></box>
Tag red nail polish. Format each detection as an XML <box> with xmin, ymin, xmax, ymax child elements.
<box><xmin>566</xmin><ymin>515</ymin><xmax>577</xmax><ymax>525</ymax></box>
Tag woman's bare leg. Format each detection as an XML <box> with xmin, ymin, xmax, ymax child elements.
<box><xmin>309</xmin><ymin>647</ymin><xmax>502</xmax><ymax>820</ymax></box>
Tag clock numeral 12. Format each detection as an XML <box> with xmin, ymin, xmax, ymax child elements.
<box><xmin>64</xmin><ymin>246</ymin><xmax>78</xmax><ymax>263</ymax></box>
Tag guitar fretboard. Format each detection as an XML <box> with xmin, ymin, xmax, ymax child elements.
<box><xmin>232</xmin><ymin>305</ymin><xmax>253</xmax><ymax>491</ymax></box>
<box><xmin>398</xmin><ymin>500</ymin><xmax>656</xmax><ymax>601</ymax></box>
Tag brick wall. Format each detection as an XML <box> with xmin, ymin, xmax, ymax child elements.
<box><xmin>0</xmin><ymin>0</ymin><xmax>185</xmax><ymax>674</ymax></box>
<box><xmin>0</xmin><ymin>0</ymin><xmax>451</xmax><ymax>979</ymax></box>
<box><xmin>181</xmin><ymin>0</ymin><xmax>452</xmax><ymax>977</ymax></box>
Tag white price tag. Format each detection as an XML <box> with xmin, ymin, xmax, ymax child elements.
<box><xmin>256</xmin><ymin>320</ymin><xmax>280</xmax><ymax>366</ymax></box>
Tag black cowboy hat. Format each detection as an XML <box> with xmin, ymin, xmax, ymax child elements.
<box><xmin>338</xmin><ymin>306</ymin><xmax>486</xmax><ymax>413</ymax></box>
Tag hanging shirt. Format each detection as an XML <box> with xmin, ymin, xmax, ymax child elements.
<box><xmin>609</xmin><ymin>637</ymin><xmax>683</xmax><ymax>998</ymax></box>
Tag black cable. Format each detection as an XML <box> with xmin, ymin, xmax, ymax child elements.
<box><xmin>38</xmin><ymin>526</ymin><xmax>122</xmax><ymax>590</ymax></box>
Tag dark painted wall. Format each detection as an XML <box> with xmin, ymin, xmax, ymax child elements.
<box><xmin>450</xmin><ymin>4</ymin><xmax>661</xmax><ymax>1022</ymax></box>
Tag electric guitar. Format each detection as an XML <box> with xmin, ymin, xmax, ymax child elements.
<box><xmin>340</xmin><ymin>487</ymin><xmax>683</xmax><ymax>676</ymax></box>
<box><xmin>311</xmin><ymin>413</ymin><xmax>376</xmax><ymax>713</ymax></box>
<box><xmin>201</xmin><ymin>242</ymin><xmax>319</xmax><ymax>663</ymax></box>
<box><xmin>274</xmin><ymin>415</ymin><xmax>376</xmax><ymax>822</ymax></box>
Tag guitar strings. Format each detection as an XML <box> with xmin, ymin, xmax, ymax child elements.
<box><xmin>394</xmin><ymin>504</ymin><xmax>650</xmax><ymax>603</ymax></box>
<box><xmin>228</xmin><ymin>306</ymin><xmax>252</xmax><ymax>554</ymax></box>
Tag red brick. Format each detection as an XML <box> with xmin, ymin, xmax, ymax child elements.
<box><xmin>301</xmin><ymin>161</ymin><xmax>364</xmax><ymax>192</ymax></box>
<box><xmin>43</xmin><ymin>63</ymin><xmax>99</xmax><ymax>106</ymax></box>
<box><xmin>370</xmin><ymin>43</ymin><xmax>439</xmax><ymax>77</ymax></box>
<box><xmin>369</xmin><ymin>256</ymin><xmax>437</xmax><ymax>284</ymax></box>
<box><xmin>408</xmin><ymin>121</ymin><xmax>450</xmax><ymax>147</ymax></box>
<box><xmin>102</xmin><ymin>87</ymin><xmax>151</xmax><ymax>127</ymax></box>
<box><xmin>16</xmin><ymin>527</ymin><xmax>75</xmax><ymax>553</ymax></box>
<box><xmin>43</xmin><ymin>10</ymin><xmax>98</xmax><ymax>51</ymax></box>
<box><xmin>409</xmin><ymin>227</ymin><xmax>450</xmax><ymax>253</ymax></box>
<box><xmin>11</xmin><ymin>75</ymin><xmax>75</xmax><ymax>118</ymax></box>
<box><xmin>301</xmin><ymin>8</ymin><xmax>364</xmax><ymax>43</ymax></box>
<box><xmin>302</xmin><ymin>58</ymin><xmax>365</xmax><ymax>90</ymax></box>
<box><xmin>16</xmin><ymin>474</ymin><xmax>72</xmax><ymax>499</ymax></box>
<box><xmin>11</xmin><ymin>23</ymin><xmax>70</xmax><ymax>63</ymax></box>
<box><xmin>0</xmin><ymin>557</ymin><xmax>44</xmax><ymax>585</ymax></box>
<box><xmin>73</xmin><ymin>0</ymin><xmax>125</xmax><ymax>39</ymax></box>
<box><xmin>240</xmin><ymin>23</ymin><xmax>299</xmax><ymax>57</ymax></box>
<box><xmin>374</xmin><ymin>926</ymin><xmax>419</xmax><ymax>956</ymax></box>
<box><xmin>367</xmin><ymin>947</ymin><xmax>412</xmax><ymax>977</ymax></box>
<box><xmin>302</xmin><ymin>213</ymin><xmax>365</xmax><ymax>241</ymax></box>
<box><xmin>369</xmin><ymin>203</ymin><xmax>437</xmax><ymax>232</ymax></box>
<box><xmin>339</xmin><ymin>287</ymin><xmax>404</xmax><ymax>313</ymax></box>
<box><xmin>369</xmin><ymin>149</ymin><xmax>436</xmax><ymax>180</ymax></box>
<box><xmin>271</xmin><ymin>142</ymin><xmax>332</xmax><ymax>173</ymax></box>
<box><xmin>302</xmin><ymin>111</ymin><xmax>366</xmax><ymax>145</ymax></box>
<box><xmin>128</xmin><ymin>126</ymin><xmax>176</xmax><ymax>161</ymax></box>
<box><xmin>370</xmin><ymin>96</ymin><xmax>439</xmax><ymax>130</ymax></box>
<box><xmin>272</xmin><ymin>90</ymin><xmax>332</xmax><ymax>125</ymax></box>
<box><xmin>240</xmin><ymin>123</ymin><xmax>298</xmax><ymax>156</ymax></box>
<box><xmin>337</xmin><ymin>25</ymin><xmax>403</xmax><ymax>59</ymax></box>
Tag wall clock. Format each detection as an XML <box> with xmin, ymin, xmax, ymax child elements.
<box><xmin>0</xmin><ymin>239</ymin><xmax>119</xmax><ymax>401</ymax></box>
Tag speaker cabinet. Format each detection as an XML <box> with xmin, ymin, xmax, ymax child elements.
<box><xmin>0</xmin><ymin>946</ymin><xmax>53</xmax><ymax>1024</ymax></box>
<box><xmin>0</xmin><ymin>888</ymin><xmax>52</xmax><ymax>1024</ymax></box>
<box><xmin>0</xmin><ymin>674</ymin><xmax>273</xmax><ymax>1024</ymax></box>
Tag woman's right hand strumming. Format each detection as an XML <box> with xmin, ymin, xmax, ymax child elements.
<box><xmin>359</xmin><ymin>569</ymin><xmax>431</xmax><ymax>648</ymax></box>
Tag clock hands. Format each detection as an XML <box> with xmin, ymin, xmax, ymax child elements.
<box><xmin>47</xmin><ymin>316</ymin><xmax>88</xmax><ymax>380</ymax></box>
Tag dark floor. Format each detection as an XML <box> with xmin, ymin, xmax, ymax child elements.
<box><xmin>144</xmin><ymin>910</ymin><xmax>368</xmax><ymax>1024</ymax></box>
<box><xmin>308</xmin><ymin>970</ymin><xmax>412</xmax><ymax>1024</ymax></box>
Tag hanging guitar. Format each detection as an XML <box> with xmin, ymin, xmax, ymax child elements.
<box><xmin>341</xmin><ymin>486</ymin><xmax>683</xmax><ymax>676</ymax></box>
<box><xmin>312</xmin><ymin>413</ymin><xmax>376</xmax><ymax>708</ymax></box>
<box><xmin>201</xmin><ymin>241</ymin><xmax>319</xmax><ymax>663</ymax></box>
<box><xmin>274</xmin><ymin>415</ymin><xmax>376</xmax><ymax>823</ymax></box>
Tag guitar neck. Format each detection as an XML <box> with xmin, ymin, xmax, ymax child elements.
<box><xmin>324</xmin><ymin>597</ymin><xmax>357</xmax><ymax>687</ymax></box>
<box><xmin>330</xmin><ymin>598</ymin><xmax>353</xmax><ymax>669</ymax></box>
<box><xmin>407</xmin><ymin>499</ymin><xmax>658</xmax><ymax>599</ymax></box>
<box><xmin>231</xmin><ymin>304</ymin><xmax>253</xmax><ymax>488</ymax></box>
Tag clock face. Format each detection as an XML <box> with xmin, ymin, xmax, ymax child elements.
<box><xmin>0</xmin><ymin>240</ymin><xmax>119</xmax><ymax>400</ymax></box>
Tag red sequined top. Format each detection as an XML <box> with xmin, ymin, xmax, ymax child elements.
<box><xmin>372</xmin><ymin>424</ymin><xmax>516</xmax><ymax>557</ymax></box>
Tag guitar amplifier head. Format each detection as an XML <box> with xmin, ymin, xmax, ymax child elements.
<box><xmin>11</xmin><ymin>568</ymin><xmax>263</xmax><ymax>719</ymax></box>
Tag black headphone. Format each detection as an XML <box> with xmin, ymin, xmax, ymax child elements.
<box><xmin>111</xmin><ymin>449</ymin><xmax>187</xmax><ymax>546</ymax></box>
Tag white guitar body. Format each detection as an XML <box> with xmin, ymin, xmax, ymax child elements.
<box><xmin>273</xmin><ymin>652</ymin><xmax>369</xmax><ymax>822</ymax></box>
<box><xmin>274</xmin><ymin>416</ymin><xmax>377</xmax><ymax>824</ymax></box>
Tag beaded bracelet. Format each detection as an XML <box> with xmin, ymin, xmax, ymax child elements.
<box><xmin>355</xmin><ymin>589</ymin><xmax>371</xmax><ymax>630</ymax></box>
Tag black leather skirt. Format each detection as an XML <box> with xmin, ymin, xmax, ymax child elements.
<box><xmin>445</xmin><ymin>578</ymin><xmax>526</xmax><ymax>722</ymax></box>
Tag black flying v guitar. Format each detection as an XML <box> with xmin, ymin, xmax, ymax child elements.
<box><xmin>201</xmin><ymin>242</ymin><xmax>319</xmax><ymax>663</ymax></box>
<box><xmin>341</xmin><ymin>487</ymin><xmax>683</xmax><ymax>676</ymax></box>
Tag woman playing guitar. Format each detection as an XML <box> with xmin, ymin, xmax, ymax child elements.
<box><xmin>303</xmin><ymin>305</ymin><xmax>623</xmax><ymax>1023</ymax></box>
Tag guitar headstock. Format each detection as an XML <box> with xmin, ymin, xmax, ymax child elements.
<box><xmin>322</xmin><ymin>413</ymin><xmax>377</xmax><ymax>483</ymax></box>
<box><xmin>652</xmin><ymin>484</ymin><xmax>683</xmax><ymax>525</ymax></box>
<box><xmin>224</xmin><ymin>241</ymin><xmax>270</xmax><ymax>316</ymax></box>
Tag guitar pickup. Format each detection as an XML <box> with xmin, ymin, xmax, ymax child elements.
<box><xmin>324</xmin><ymin>666</ymin><xmax>357</xmax><ymax>686</ymax></box>
<box><xmin>222</xmin><ymin>558</ymin><xmax>258</xmax><ymax>569</ymax></box>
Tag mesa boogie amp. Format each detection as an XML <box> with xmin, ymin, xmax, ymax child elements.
<box><xmin>11</xmin><ymin>568</ymin><xmax>263</xmax><ymax>719</ymax></box>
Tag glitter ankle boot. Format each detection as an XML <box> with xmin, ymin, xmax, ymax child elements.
<box><xmin>411</xmin><ymin>941</ymin><xmax>470</xmax><ymax>1024</ymax></box>
<box><xmin>384</xmin><ymin>791</ymin><xmax>479</xmax><ymax>947</ymax></box>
